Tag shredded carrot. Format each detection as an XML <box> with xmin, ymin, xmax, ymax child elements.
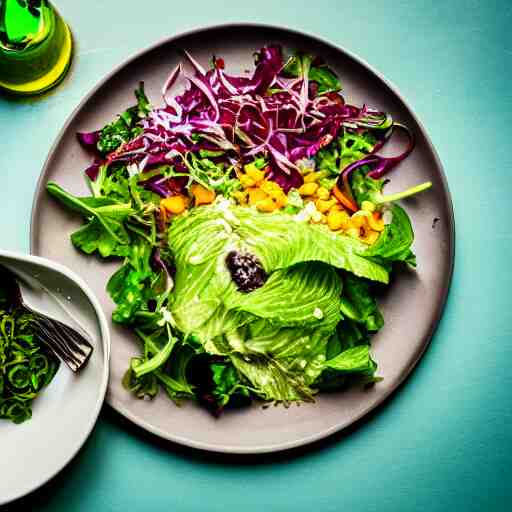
<box><xmin>332</xmin><ymin>185</ymin><xmax>358</xmax><ymax>212</ymax></box>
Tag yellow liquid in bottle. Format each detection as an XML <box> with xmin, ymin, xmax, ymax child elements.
<box><xmin>0</xmin><ymin>0</ymin><xmax>73</xmax><ymax>95</ymax></box>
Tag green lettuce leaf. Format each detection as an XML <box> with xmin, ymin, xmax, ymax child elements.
<box><xmin>244</xmin><ymin>322</ymin><xmax>328</xmax><ymax>385</ymax></box>
<box><xmin>283</xmin><ymin>52</ymin><xmax>341</xmax><ymax>95</ymax></box>
<box><xmin>224</xmin><ymin>262</ymin><xmax>342</xmax><ymax>332</ymax></box>
<box><xmin>167</xmin><ymin>202</ymin><xmax>388</xmax><ymax>335</ymax></box>
<box><xmin>197</xmin><ymin>315</ymin><xmax>331</xmax><ymax>398</ymax></box>
<box><xmin>155</xmin><ymin>344</ymin><xmax>196</xmax><ymax>401</ymax></box>
<box><xmin>88</xmin><ymin>164</ymin><xmax>132</xmax><ymax>202</ymax></box>
<box><xmin>230</xmin><ymin>353</ymin><xmax>314</xmax><ymax>402</ymax></box>
<box><xmin>314</xmin><ymin>343</ymin><xmax>379</xmax><ymax>392</ymax></box>
<box><xmin>339</xmin><ymin>273</ymin><xmax>384</xmax><ymax>332</ymax></box>
<box><xmin>338</xmin><ymin>131</ymin><xmax>377</xmax><ymax>169</ymax></box>
<box><xmin>163</xmin><ymin>201</ymin><xmax>391</xmax><ymax>404</ymax></box>
<box><xmin>167</xmin><ymin>205</ymin><xmax>233</xmax><ymax>332</ymax></box>
<box><xmin>123</xmin><ymin>340</ymin><xmax>195</xmax><ymax>402</ymax></box>
<box><xmin>322</xmin><ymin>345</ymin><xmax>377</xmax><ymax>375</ymax></box>
<box><xmin>316</xmin><ymin>130</ymin><xmax>377</xmax><ymax>175</ymax></box>
<box><xmin>339</xmin><ymin>318</ymin><xmax>370</xmax><ymax>349</ymax></box>
<box><xmin>106</xmin><ymin>240</ymin><xmax>161</xmax><ymax>324</ymax></box>
<box><xmin>210</xmin><ymin>362</ymin><xmax>251</xmax><ymax>408</ymax></box>
<box><xmin>233</xmin><ymin>207</ymin><xmax>389</xmax><ymax>283</ymax></box>
<box><xmin>195</xmin><ymin>305</ymin><xmax>254</xmax><ymax>342</ymax></box>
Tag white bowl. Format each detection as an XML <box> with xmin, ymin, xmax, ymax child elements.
<box><xmin>0</xmin><ymin>250</ymin><xmax>110</xmax><ymax>506</ymax></box>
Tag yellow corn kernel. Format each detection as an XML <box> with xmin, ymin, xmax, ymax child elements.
<box><xmin>361</xmin><ymin>200</ymin><xmax>376</xmax><ymax>212</ymax></box>
<box><xmin>232</xmin><ymin>190</ymin><xmax>248</xmax><ymax>204</ymax></box>
<box><xmin>351</xmin><ymin>213</ymin><xmax>368</xmax><ymax>228</ymax></box>
<box><xmin>328</xmin><ymin>202</ymin><xmax>344</xmax><ymax>213</ymax></box>
<box><xmin>274</xmin><ymin>194</ymin><xmax>288</xmax><ymax>208</ymax></box>
<box><xmin>275</xmin><ymin>191</ymin><xmax>287</xmax><ymax>202</ymax></box>
<box><xmin>260</xmin><ymin>182</ymin><xmax>287</xmax><ymax>207</ymax></box>
<box><xmin>339</xmin><ymin>211</ymin><xmax>351</xmax><ymax>228</ymax></box>
<box><xmin>248</xmin><ymin>187</ymin><xmax>268</xmax><ymax>204</ymax></box>
<box><xmin>316</xmin><ymin>198</ymin><xmax>336</xmax><ymax>213</ymax></box>
<box><xmin>316</xmin><ymin>187</ymin><xmax>330</xmax><ymax>200</ymax></box>
<box><xmin>244</xmin><ymin>163</ymin><xmax>265</xmax><ymax>183</ymax></box>
<box><xmin>191</xmin><ymin>184</ymin><xmax>215</xmax><ymax>205</ymax></box>
<box><xmin>161</xmin><ymin>195</ymin><xmax>187</xmax><ymax>215</ymax></box>
<box><xmin>362</xmin><ymin>230</ymin><xmax>380</xmax><ymax>245</ymax></box>
<box><xmin>368</xmin><ymin>212</ymin><xmax>385</xmax><ymax>232</ymax></box>
<box><xmin>327</xmin><ymin>210</ymin><xmax>347</xmax><ymax>231</ymax></box>
<box><xmin>255</xmin><ymin>198</ymin><xmax>277</xmax><ymax>212</ymax></box>
<box><xmin>303</xmin><ymin>172</ymin><xmax>321</xmax><ymax>183</ymax></box>
<box><xmin>298</xmin><ymin>182</ymin><xmax>319</xmax><ymax>196</ymax></box>
<box><xmin>341</xmin><ymin>218</ymin><xmax>354</xmax><ymax>231</ymax></box>
<box><xmin>346</xmin><ymin>227</ymin><xmax>361</xmax><ymax>239</ymax></box>
<box><xmin>261</xmin><ymin>180</ymin><xmax>282</xmax><ymax>196</ymax></box>
<box><xmin>240</xmin><ymin>175</ymin><xmax>256</xmax><ymax>188</ymax></box>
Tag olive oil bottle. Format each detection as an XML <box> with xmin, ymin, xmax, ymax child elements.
<box><xmin>0</xmin><ymin>0</ymin><xmax>72</xmax><ymax>95</ymax></box>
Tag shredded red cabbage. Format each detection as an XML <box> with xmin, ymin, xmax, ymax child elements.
<box><xmin>81</xmin><ymin>46</ymin><xmax>408</xmax><ymax>194</ymax></box>
<box><xmin>338</xmin><ymin>123</ymin><xmax>415</xmax><ymax>190</ymax></box>
<box><xmin>77</xmin><ymin>130</ymin><xmax>100</xmax><ymax>149</ymax></box>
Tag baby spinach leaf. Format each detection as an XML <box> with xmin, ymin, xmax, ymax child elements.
<box><xmin>47</xmin><ymin>182</ymin><xmax>134</xmax><ymax>250</ymax></box>
<box><xmin>70</xmin><ymin>218</ymin><xmax>130</xmax><ymax>258</ymax></box>
<box><xmin>364</xmin><ymin>205</ymin><xmax>416</xmax><ymax>266</ymax></box>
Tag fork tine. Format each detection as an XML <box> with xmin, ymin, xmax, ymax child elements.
<box><xmin>34</xmin><ymin>322</ymin><xmax>82</xmax><ymax>372</ymax></box>
<box><xmin>42</xmin><ymin>320</ymin><xmax>92</xmax><ymax>370</ymax></box>
<box><xmin>58</xmin><ymin>323</ymin><xmax>93</xmax><ymax>357</ymax></box>
<box><xmin>49</xmin><ymin>319</ymin><xmax>93</xmax><ymax>362</ymax></box>
<box><xmin>32</xmin><ymin>315</ymin><xmax>92</xmax><ymax>372</ymax></box>
<box><xmin>34</xmin><ymin>318</ymin><xmax>82</xmax><ymax>363</ymax></box>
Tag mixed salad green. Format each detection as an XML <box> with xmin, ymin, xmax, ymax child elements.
<box><xmin>47</xmin><ymin>46</ymin><xmax>431</xmax><ymax>414</ymax></box>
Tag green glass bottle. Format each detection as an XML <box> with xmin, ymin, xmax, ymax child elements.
<box><xmin>0</xmin><ymin>0</ymin><xmax>73</xmax><ymax>95</ymax></box>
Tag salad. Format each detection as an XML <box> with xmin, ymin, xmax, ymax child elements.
<box><xmin>0</xmin><ymin>289</ymin><xmax>60</xmax><ymax>424</ymax></box>
<box><xmin>47</xmin><ymin>45</ymin><xmax>431</xmax><ymax>414</ymax></box>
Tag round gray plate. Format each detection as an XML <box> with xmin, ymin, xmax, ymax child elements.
<box><xmin>31</xmin><ymin>24</ymin><xmax>454</xmax><ymax>454</ymax></box>
<box><xmin>0</xmin><ymin>250</ymin><xmax>110</xmax><ymax>505</ymax></box>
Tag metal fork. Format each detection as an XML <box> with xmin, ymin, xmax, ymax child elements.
<box><xmin>0</xmin><ymin>264</ymin><xmax>93</xmax><ymax>372</ymax></box>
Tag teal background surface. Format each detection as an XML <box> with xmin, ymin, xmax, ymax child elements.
<box><xmin>1</xmin><ymin>1</ymin><xmax>511</xmax><ymax>510</ymax></box>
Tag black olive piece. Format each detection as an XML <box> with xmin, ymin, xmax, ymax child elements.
<box><xmin>225</xmin><ymin>251</ymin><xmax>267</xmax><ymax>293</ymax></box>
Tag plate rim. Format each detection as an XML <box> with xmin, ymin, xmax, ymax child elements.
<box><xmin>0</xmin><ymin>249</ymin><xmax>111</xmax><ymax>505</ymax></box>
<box><xmin>30</xmin><ymin>22</ymin><xmax>455</xmax><ymax>454</ymax></box>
